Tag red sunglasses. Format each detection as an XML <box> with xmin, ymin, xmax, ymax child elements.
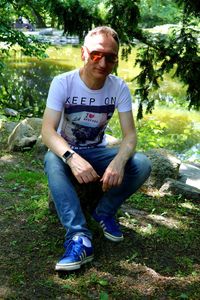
<box><xmin>85</xmin><ymin>47</ymin><xmax>118</xmax><ymax>64</ymax></box>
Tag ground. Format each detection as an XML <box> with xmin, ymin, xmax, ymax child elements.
<box><xmin>0</xmin><ymin>149</ymin><xmax>200</xmax><ymax>300</ymax></box>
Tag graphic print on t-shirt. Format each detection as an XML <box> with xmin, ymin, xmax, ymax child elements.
<box><xmin>61</xmin><ymin>104</ymin><xmax>115</xmax><ymax>147</ymax></box>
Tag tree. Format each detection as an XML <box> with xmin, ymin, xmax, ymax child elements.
<box><xmin>1</xmin><ymin>0</ymin><xmax>199</xmax><ymax>118</ymax></box>
<box><xmin>0</xmin><ymin>0</ymin><xmax>47</xmax><ymax>65</ymax></box>
<box><xmin>139</xmin><ymin>0</ymin><xmax>183</xmax><ymax>27</ymax></box>
<box><xmin>45</xmin><ymin>0</ymin><xmax>101</xmax><ymax>39</ymax></box>
<box><xmin>104</xmin><ymin>0</ymin><xmax>200</xmax><ymax>118</ymax></box>
<box><xmin>11</xmin><ymin>0</ymin><xmax>47</xmax><ymax>28</ymax></box>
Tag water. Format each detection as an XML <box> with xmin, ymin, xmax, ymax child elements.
<box><xmin>4</xmin><ymin>44</ymin><xmax>187</xmax><ymax>115</ymax></box>
<box><xmin>2</xmin><ymin>45</ymin><xmax>200</xmax><ymax>159</ymax></box>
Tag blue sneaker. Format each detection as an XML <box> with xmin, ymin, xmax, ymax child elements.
<box><xmin>92</xmin><ymin>211</ymin><xmax>124</xmax><ymax>242</ymax></box>
<box><xmin>55</xmin><ymin>235</ymin><xmax>94</xmax><ymax>271</ymax></box>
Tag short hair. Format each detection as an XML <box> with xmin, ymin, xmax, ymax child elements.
<box><xmin>84</xmin><ymin>26</ymin><xmax>120</xmax><ymax>47</ymax></box>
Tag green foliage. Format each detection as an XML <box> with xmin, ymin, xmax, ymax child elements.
<box><xmin>104</xmin><ymin>0</ymin><xmax>140</xmax><ymax>43</ymax></box>
<box><xmin>1</xmin><ymin>0</ymin><xmax>200</xmax><ymax>120</ymax></box>
<box><xmin>139</xmin><ymin>0</ymin><xmax>183</xmax><ymax>27</ymax></box>
<box><xmin>136</xmin><ymin>108</ymin><xmax>200</xmax><ymax>153</ymax></box>
<box><xmin>46</xmin><ymin>0</ymin><xmax>101</xmax><ymax>39</ymax></box>
<box><xmin>109</xmin><ymin>107</ymin><xmax>200</xmax><ymax>155</ymax></box>
<box><xmin>0</xmin><ymin>0</ymin><xmax>47</xmax><ymax>77</ymax></box>
<box><xmin>134</xmin><ymin>20</ymin><xmax>200</xmax><ymax>119</ymax></box>
<box><xmin>175</xmin><ymin>0</ymin><xmax>200</xmax><ymax>16</ymax></box>
<box><xmin>0</xmin><ymin>45</ymin><xmax>82</xmax><ymax>116</ymax></box>
<box><xmin>0</xmin><ymin>59</ymin><xmax>53</xmax><ymax>116</ymax></box>
<box><xmin>102</xmin><ymin>0</ymin><xmax>200</xmax><ymax>119</ymax></box>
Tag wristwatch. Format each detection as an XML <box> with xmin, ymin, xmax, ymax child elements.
<box><xmin>62</xmin><ymin>150</ymin><xmax>75</xmax><ymax>164</ymax></box>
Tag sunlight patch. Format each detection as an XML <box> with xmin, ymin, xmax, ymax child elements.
<box><xmin>180</xmin><ymin>202</ymin><xmax>200</xmax><ymax>211</ymax></box>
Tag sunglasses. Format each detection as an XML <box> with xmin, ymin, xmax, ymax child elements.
<box><xmin>85</xmin><ymin>47</ymin><xmax>118</xmax><ymax>64</ymax></box>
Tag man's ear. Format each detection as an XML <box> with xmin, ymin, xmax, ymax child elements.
<box><xmin>81</xmin><ymin>46</ymin><xmax>86</xmax><ymax>61</ymax></box>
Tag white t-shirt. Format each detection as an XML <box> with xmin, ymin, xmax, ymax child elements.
<box><xmin>46</xmin><ymin>69</ymin><xmax>132</xmax><ymax>148</ymax></box>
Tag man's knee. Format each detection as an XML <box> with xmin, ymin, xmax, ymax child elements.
<box><xmin>44</xmin><ymin>151</ymin><xmax>65</xmax><ymax>175</ymax></box>
<box><xmin>131</xmin><ymin>152</ymin><xmax>152</xmax><ymax>178</ymax></box>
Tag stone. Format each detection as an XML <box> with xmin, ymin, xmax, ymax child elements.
<box><xmin>7</xmin><ymin>118</ymin><xmax>42</xmax><ymax>151</ymax></box>
<box><xmin>34</xmin><ymin>135</ymin><xmax>47</xmax><ymax>156</ymax></box>
<box><xmin>181</xmin><ymin>143</ymin><xmax>200</xmax><ymax>162</ymax></box>
<box><xmin>106</xmin><ymin>134</ymin><xmax>121</xmax><ymax>147</ymax></box>
<box><xmin>39</xmin><ymin>28</ymin><xmax>53</xmax><ymax>36</ymax></box>
<box><xmin>4</xmin><ymin>108</ymin><xmax>19</xmax><ymax>117</ymax></box>
<box><xmin>8</xmin><ymin>122</ymin><xmax>37</xmax><ymax>151</ymax></box>
<box><xmin>159</xmin><ymin>178</ymin><xmax>200</xmax><ymax>201</ymax></box>
<box><xmin>144</xmin><ymin>149</ymin><xmax>181</xmax><ymax>189</ymax></box>
<box><xmin>24</xmin><ymin>117</ymin><xmax>42</xmax><ymax>137</ymax></box>
<box><xmin>179</xmin><ymin>162</ymin><xmax>200</xmax><ymax>189</ymax></box>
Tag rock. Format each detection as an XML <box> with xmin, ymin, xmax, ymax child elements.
<box><xmin>106</xmin><ymin>134</ymin><xmax>121</xmax><ymax>147</ymax></box>
<box><xmin>144</xmin><ymin>149</ymin><xmax>181</xmax><ymax>189</ymax></box>
<box><xmin>179</xmin><ymin>162</ymin><xmax>200</xmax><ymax>189</ymax></box>
<box><xmin>7</xmin><ymin>118</ymin><xmax>42</xmax><ymax>151</ymax></box>
<box><xmin>0</xmin><ymin>119</ymin><xmax>18</xmax><ymax>149</ymax></box>
<box><xmin>0</xmin><ymin>119</ymin><xmax>18</xmax><ymax>134</ymax></box>
<box><xmin>34</xmin><ymin>135</ymin><xmax>47</xmax><ymax>156</ymax></box>
<box><xmin>8</xmin><ymin>122</ymin><xmax>37</xmax><ymax>151</ymax></box>
<box><xmin>159</xmin><ymin>178</ymin><xmax>200</xmax><ymax>201</ymax></box>
<box><xmin>4</xmin><ymin>108</ymin><xmax>19</xmax><ymax>117</ymax></box>
<box><xmin>39</xmin><ymin>28</ymin><xmax>53</xmax><ymax>36</ymax></box>
<box><xmin>24</xmin><ymin>117</ymin><xmax>42</xmax><ymax>137</ymax></box>
<box><xmin>181</xmin><ymin>143</ymin><xmax>200</xmax><ymax>162</ymax></box>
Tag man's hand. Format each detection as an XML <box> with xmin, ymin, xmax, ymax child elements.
<box><xmin>67</xmin><ymin>153</ymin><xmax>100</xmax><ymax>184</ymax></box>
<box><xmin>100</xmin><ymin>159</ymin><xmax>124</xmax><ymax>192</ymax></box>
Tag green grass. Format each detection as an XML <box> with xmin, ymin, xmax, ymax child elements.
<box><xmin>108</xmin><ymin>106</ymin><xmax>200</xmax><ymax>156</ymax></box>
<box><xmin>0</xmin><ymin>150</ymin><xmax>199</xmax><ymax>299</ymax></box>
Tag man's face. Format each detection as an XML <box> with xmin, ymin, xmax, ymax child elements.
<box><xmin>82</xmin><ymin>33</ymin><xmax>119</xmax><ymax>81</ymax></box>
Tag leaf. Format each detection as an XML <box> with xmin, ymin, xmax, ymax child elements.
<box><xmin>100</xmin><ymin>291</ymin><xmax>109</xmax><ymax>300</ymax></box>
<box><xmin>99</xmin><ymin>279</ymin><xmax>109</xmax><ymax>286</ymax></box>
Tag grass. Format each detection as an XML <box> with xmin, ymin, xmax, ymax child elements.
<box><xmin>0</xmin><ymin>149</ymin><xmax>200</xmax><ymax>299</ymax></box>
<box><xmin>108</xmin><ymin>106</ymin><xmax>200</xmax><ymax>156</ymax></box>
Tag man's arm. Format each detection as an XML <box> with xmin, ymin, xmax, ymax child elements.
<box><xmin>42</xmin><ymin>107</ymin><xmax>99</xmax><ymax>183</ymax></box>
<box><xmin>101</xmin><ymin>110</ymin><xmax>137</xmax><ymax>192</ymax></box>
<box><xmin>42</xmin><ymin>107</ymin><xmax>71</xmax><ymax>156</ymax></box>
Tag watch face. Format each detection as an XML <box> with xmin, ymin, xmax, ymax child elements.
<box><xmin>63</xmin><ymin>151</ymin><xmax>72</xmax><ymax>160</ymax></box>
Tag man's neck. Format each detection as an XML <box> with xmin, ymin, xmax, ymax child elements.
<box><xmin>79</xmin><ymin>68</ymin><xmax>105</xmax><ymax>90</ymax></box>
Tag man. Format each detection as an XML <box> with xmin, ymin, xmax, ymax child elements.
<box><xmin>42</xmin><ymin>26</ymin><xmax>151</xmax><ymax>271</ymax></box>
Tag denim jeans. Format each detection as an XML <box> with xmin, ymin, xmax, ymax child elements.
<box><xmin>44</xmin><ymin>147</ymin><xmax>151</xmax><ymax>240</ymax></box>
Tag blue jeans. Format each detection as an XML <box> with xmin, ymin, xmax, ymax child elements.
<box><xmin>44</xmin><ymin>147</ymin><xmax>151</xmax><ymax>240</ymax></box>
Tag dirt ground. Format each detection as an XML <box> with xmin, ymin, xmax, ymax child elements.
<box><xmin>0</xmin><ymin>150</ymin><xmax>200</xmax><ymax>300</ymax></box>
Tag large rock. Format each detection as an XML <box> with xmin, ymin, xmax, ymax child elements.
<box><xmin>7</xmin><ymin>118</ymin><xmax>42</xmax><ymax>151</ymax></box>
<box><xmin>159</xmin><ymin>178</ymin><xmax>200</xmax><ymax>202</ymax></box>
<box><xmin>179</xmin><ymin>162</ymin><xmax>200</xmax><ymax>189</ymax></box>
<box><xmin>144</xmin><ymin>149</ymin><xmax>181</xmax><ymax>189</ymax></box>
<box><xmin>24</xmin><ymin>117</ymin><xmax>42</xmax><ymax>136</ymax></box>
<box><xmin>34</xmin><ymin>135</ymin><xmax>47</xmax><ymax>156</ymax></box>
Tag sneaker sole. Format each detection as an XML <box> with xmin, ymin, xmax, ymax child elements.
<box><xmin>55</xmin><ymin>255</ymin><xmax>94</xmax><ymax>271</ymax></box>
<box><xmin>104</xmin><ymin>231</ymin><xmax>124</xmax><ymax>242</ymax></box>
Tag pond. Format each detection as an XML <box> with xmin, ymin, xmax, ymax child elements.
<box><xmin>3</xmin><ymin>44</ymin><xmax>187</xmax><ymax>117</ymax></box>
<box><xmin>2</xmin><ymin>45</ymin><xmax>200</xmax><ymax>157</ymax></box>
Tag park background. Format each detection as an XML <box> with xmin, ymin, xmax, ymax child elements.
<box><xmin>0</xmin><ymin>1</ymin><xmax>200</xmax><ymax>299</ymax></box>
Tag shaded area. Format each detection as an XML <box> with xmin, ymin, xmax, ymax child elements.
<box><xmin>0</xmin><ymin>151</ymin><xmax>200</xmax><ymax>299</ymax></box>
